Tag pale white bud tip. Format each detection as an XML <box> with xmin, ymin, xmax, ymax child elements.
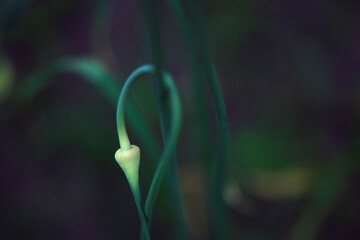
<box><xmin>114</xmin><ymin>145</ymin><xmax>141</xmax><ymax>188</ymax></box>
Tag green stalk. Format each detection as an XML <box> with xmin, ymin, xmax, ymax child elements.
<box><xmin>115</xmin><ymin>65</ymin><xmax>183</xmax><ymax>239</ymax></box>
<box><xmin>144</xmin><ymin>72</ymin><xmax>182</xmax><ymax>221</ymax></box>
<box><xmin>167</xmin><ymin>0</ymin><xmax>212</xmax><ymax>159</ymax></box>
<box><xmin>115</xmin><ymin>142</ymin><xmax>150</xmax><ymax>240</ymax></box>
<box><xmin>141</xmin><ymin>1</ymin><xmax>190</xmax><ymax>239</ymax></box>
<box><xmin>115</xmin><ymin>65</ymin><xmax>155</xmax><ymax>240</ymax></box>
<box><xmin>168</xmin><ymin>1</ymin><xmax>230</xmax><ymax>238</ymax></box>
<box><xmin>132</xmin><ymin>185</ymin><xmax>151</xmax><ymax>240</ymax></box>
<box><xmin>167</xmin><ymin>0</ymin><xmax>213</xmax><ymax>223</ymax></box>
<box><xmin>116</xmin><ymin>65</ymin><xmax>155</xmax><ymax>150</ymax></box>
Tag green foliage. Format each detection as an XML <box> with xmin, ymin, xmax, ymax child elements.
<box><xmin>7</xmin><ymin>1</ymin><xmax>358</xmax><ymax>239</ymax></box>
<box><xmin>16</xmin><ymin>58</ymin><xmax>161</xmax><ymax>163</ymax></box>
<box><xmin>233</xmin><ymin>128</ymin><xmax>303</xmax><ymax>170</ymax></box>
<box><xmin>16</xmin><ymin>1</ymin><xmax>231</xmax><ymax>239</ymax></box>
<box><xmin>0</xmin><ymin>56</ymin><xmax>13</xmax><ymax>101</ymax></box>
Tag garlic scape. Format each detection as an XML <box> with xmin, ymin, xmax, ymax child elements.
<box><xmin>114</xmin><ymin>65</ymin><xmax>182</xmax><ymax>240</ymax></box>
<box><xmin>115</xmin><ymin>65</ymin><xmax>155</xmax><ymax>240</ymax></box>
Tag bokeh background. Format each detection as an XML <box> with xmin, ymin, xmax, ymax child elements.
<box><xmin>1</xmin><ymin>0</ymin><xmax>360</xmax><ymax>239</ymax></box>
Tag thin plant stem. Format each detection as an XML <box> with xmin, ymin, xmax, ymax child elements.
<box><xmin>115</xmin><ymin>65</ymin><xmax>155</xmax><ymax>240</ymax></box>
<box><xmin>115</xmin><ymin>65</ymin><xmax>183</xmax><ymax>239</ymax></box>
<box><xmin>141</xmin><ymin>1</ymin><xmax>190</xmax><ymax>239</ymax></box>
<box><xmin>130</xmin><ymin>173</ymin><xmax>151</xmax><ymax>240</ymax></box>
<box><xmin>167</xmin><ymin>0</ymin><xmax>214</xmax><ymax>229</ymax></box>
<box><xmin>167</xmin><ymin>0</ymin><xmax>212</xmax><ymax>165</ymax></box>
<box><xmin>144</xmin><ymin>72</ymin><xmax>182</xmax><ymax>221</ymax></box>
<box><xmin>168</xmin><ymin>0</ymin><xmax>230</xmax><ymax>238</ymax></box>
<box><xmin>116</xmin><ymin>65</ymin><xmax>155</xmax><ymax>150</ymax></box>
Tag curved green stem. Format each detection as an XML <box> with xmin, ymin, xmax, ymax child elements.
<box><xmin>131</xmin><ymin>184</ymin><xmax>151</xmax><ymax>240</ymax></box>
<box><xmin>144</xmin><ymin>72</ymin><xmax>182</xmax><ymax>221</ymax></box>
<box><xmin>116</xmin><ymin>65</ymin><xmax>182</xmax><ymax>239</ymax></box>
<box><xmin>116</xmin><ymin>65</ymin><xmax>155</xmax><ymax>151</ymax></box>
<box><xmin>141</xmin><ymin>2</ymin><xmax>190</xmax><ymax>239</ymax></box>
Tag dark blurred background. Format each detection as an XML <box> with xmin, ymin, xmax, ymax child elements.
<box><xmin>1</xmin><ymin>0</ymin><xmax>360</xmax><ymax>239</ymax></box>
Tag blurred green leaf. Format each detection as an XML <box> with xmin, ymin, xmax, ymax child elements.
<box><xmin>289</xmin><ymin>160</ymin><xmax>347</xmax><ymax>240</ymax></box>
<box><xmin>0</xmin><ymin>56</ymin><xmax>14</xmax><ymax>101</ymax></box>
<box><xmin>233</xmin><ymin>128</ymin><xmax>306</xmax><ymax>170</ymax></box>
<box><xmin>16</xmin><ymin>57</ymin><xmax>160</xmax><ymax>162</ymax></box>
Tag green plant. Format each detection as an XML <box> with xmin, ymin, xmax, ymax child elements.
<box><xmin>17</xmin><ymin>1</ymin><xmax>230</xmax><ymax>239</ymax></box>
<box><xmin>114</xmin><ymin>65</ymin><xmax>182</xmax><ymax>240</ymax></box>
